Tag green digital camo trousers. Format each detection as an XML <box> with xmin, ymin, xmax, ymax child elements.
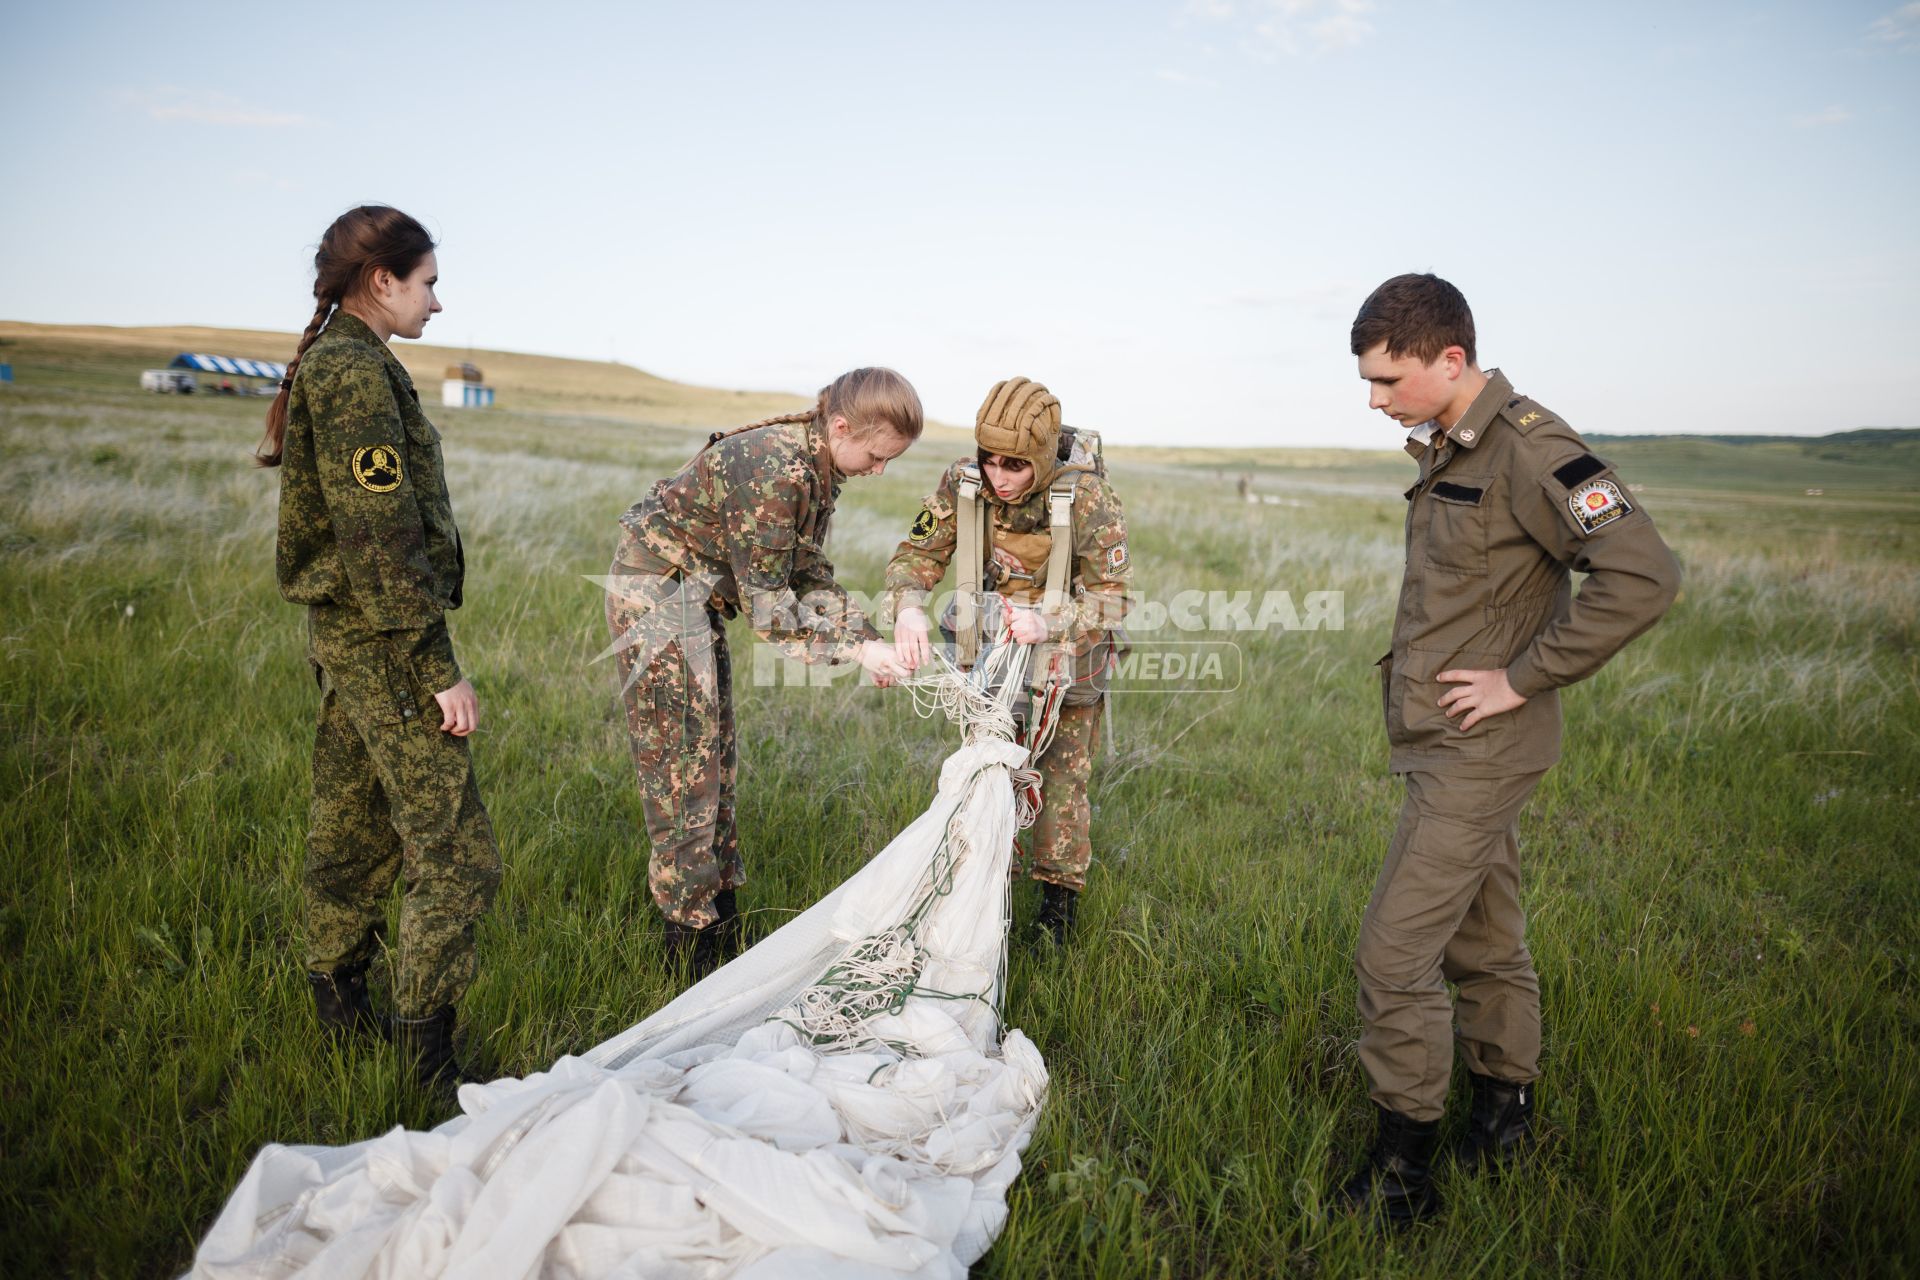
<box><xmin>607</xmin><ymin>569</ymin><xmax>741</xmax><ymax>929</ymax></box>
<box><xmin>303</xmin><ymin>606</ymin><xmax>501</xmax><ymax>1019</ymax></box>
<box><xmin>1027</xmin><ymin>699</ymin><xmax>1101</xmax><ymax>891</ymax></box>
<box><xmin>1355</xmin><ymin>768</ymin><xmax>1546</xmax><ymax>1121</ymax></box>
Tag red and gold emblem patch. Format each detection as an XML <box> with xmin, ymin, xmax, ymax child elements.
<box><xmin>1568</xmin><ymin>478</ymin><xmax>1631</xmax><ymax>534</ymax></box>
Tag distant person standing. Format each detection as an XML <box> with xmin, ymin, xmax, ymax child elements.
<box><xmin>1338</xmin><ymin>274</ymin><xmax>1681</xmax><ymax>1224</ymax></box>
<box><xmin>255</xmin><ymin>205</ymin><xmax>501</xmax><ymax>1088</ymax></box>
<box><xmin>608</xmin><ymin>369</ymin><xmax>919</xmax><ymax>979</ymax></box>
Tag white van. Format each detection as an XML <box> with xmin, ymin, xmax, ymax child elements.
<box><xmin>141</xmin><ymin>369</ymin><xmax>198</xmax><ymax>394</ymax></box>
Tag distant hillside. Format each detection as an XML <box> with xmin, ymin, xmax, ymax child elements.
<box><xmin>0</xmin><ymin>320</ymin><xmax>815</xmax><ymax>428</ymax></box>
<box><xmin>1591</xmin><ymin>428</ymin><xmax>1920</xmax><ymax>494</ymax></box>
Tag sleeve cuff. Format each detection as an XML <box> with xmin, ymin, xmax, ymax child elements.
<box><xmin>395</xmin><ymin>619</ymin><xmax>462</xmax><ymax>693</ymax></box>
<box><xmin>1505</xmin><ymin>652</ymin><xmax>1552</xmax><ymax>700</ymax></box>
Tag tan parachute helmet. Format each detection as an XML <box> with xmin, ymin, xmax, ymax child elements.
<box><xmin>975</xmin><ymin>377</ymin><xmax>1063</xmax><ymax>497</ymax></box>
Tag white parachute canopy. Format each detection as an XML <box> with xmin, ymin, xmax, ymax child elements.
<box><xmin>190</xmin><ymin>642</ymin><xmax>1053</xmax><ymax>1280</ymax></box>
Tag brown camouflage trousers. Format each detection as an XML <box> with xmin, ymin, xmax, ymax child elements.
<box><xmin>304</xmin><ymin>608</ymin><xmax>501</xmax><ymax>1019</ymax></box>
<box><xmin>1026</xmin><ymin>699</ymin><xmax>1102</xmax><ymax>891</ymax></box>
<box><xmin>607</xmin><ymin>570</ymin><xmax>741</xmax><ymax>929</ymax></box>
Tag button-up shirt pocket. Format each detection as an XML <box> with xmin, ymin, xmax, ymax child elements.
<box><xmin>1423</xmin><ymin>476</ymin><xmax>1492</xmax><ymax>575</ymax></box>
<box><xmin>745</xmin><ymin>525</ymin><xmax>797</xmax><ymax>596</ymax></box>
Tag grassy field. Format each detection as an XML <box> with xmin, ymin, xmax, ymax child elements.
<box><xmin>2</xmin><ymin>329</ymin><xmax>1917</xmax><ymax>1278</ymax></box>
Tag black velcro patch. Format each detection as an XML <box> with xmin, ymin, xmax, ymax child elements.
<box><xmin>1433</xmin><ymin>481</ymin><xmax>1484</xmax><ymax>504</ymax></box>
<box><xmin>1553</xmin><ymin>454</ymin><xmax>1607</xmax><ymax>488</ymax></box>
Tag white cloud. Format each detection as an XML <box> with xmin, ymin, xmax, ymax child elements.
<box><xmin>1186</xmin><ymin>0</ymin><xmax>1375</xmax><ymax>58</ymax></box>
<box><xmin>120</xmin><ymin>87</ymin><xmax>313</xmax><ymax>128</ymax></box>
<box><xmin>1867</xmin><ymin>2</ymin><xmax>1920</xmax><ymax>46</ymax></box>
<box><xmin>1793</xmin><ymin>105</ymin><xmax>1853</xmax><ymax>128</ymax></box>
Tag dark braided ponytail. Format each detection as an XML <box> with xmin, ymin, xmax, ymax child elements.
<box><xmin>254</xmin><ymin>205</ymin><xmax>437</xmax><ymax>467</ymax></box>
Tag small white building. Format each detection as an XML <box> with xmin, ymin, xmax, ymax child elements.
<box><xmin>442</xmin><ymin>362</ymin><xmax>495</xmax><ymax>409</ymax></box>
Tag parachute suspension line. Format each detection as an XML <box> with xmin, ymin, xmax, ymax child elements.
<box><xmin>774</xmin><ymin>641</ymin><xmax>1038</xmax><ymax>1057</ymax></box>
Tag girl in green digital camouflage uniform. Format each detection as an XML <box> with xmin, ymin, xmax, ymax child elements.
<box><xmin>257</xmin><ymin>205</ymin><xmax>500</xmax><ymax>1087</ymax></box>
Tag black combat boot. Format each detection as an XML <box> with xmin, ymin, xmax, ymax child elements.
<box><xmin>393</xmin><ymin>1005</ymin><xmax>464</xmax><ymax>1088</ymax></box>
<box><xmin>1457</xmin><ymin>1072</ymin><xmax>1535</xmax><ymax>1172</ymax></box>
<box><xmin>663</xmin><ymin>916</ymin><xmax>722</xmax><ymax>980</ymax></box>
<box><xmin>712</xmin><ymin>889</ymin><xmax>743</xmax><ymax>961</ymax></box>
<box><xmin>307</xmin><ymin>959</ymin><xmax>383</xmax><ymax>1043</ymax></box>
<box><xmin>1033</xmin><ymin>882</ymin><xmax>1079</xmax><ymax>946</ymax></box>
<box><xmin>1337</xmin><ymin>1103</ymin><xmax>1443</xmax><ymax>1227</ymax></box>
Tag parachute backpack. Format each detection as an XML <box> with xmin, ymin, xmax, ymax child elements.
<box><xmin>952</xmin><ymin>424</ymin><xmax>1108</xmax><ymax>678</ymax></box>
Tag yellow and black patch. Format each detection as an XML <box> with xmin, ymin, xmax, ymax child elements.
<box><xmin>351</xmin><ymin>444</ymin><xmax>403</xmax><ymax>492</ymax></box>
<box><xmin>909</xmin><ymin>507</ymin><xmax>938</xmax><ymax>543</ymax></box>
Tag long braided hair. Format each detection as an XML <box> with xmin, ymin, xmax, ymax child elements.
<box><xmin>722</xmin><ymin>367</ymin><xmax>925</xmax><ymax>446</ymax></box>
<box><xmin>254</xmin><ymin>205</ymin><xmax>437</xmax><ymax>467</ymax></box>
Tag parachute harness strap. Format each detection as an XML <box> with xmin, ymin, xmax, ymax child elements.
<box><xmin>954</xmin><ymin>463</ymin><xmax>985</xmax><ymax>667</ymax></box>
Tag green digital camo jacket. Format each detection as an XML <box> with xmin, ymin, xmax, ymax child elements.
<box><xmin>617</xmin><ymin>419</ymin><xmax>879</xmax><ymax>664</ymax></box>
<box><xmin>884</xmin><ymin>459</ymin><xmax>1131</xmax><ymax>651</ymax></box>
<box><xmin>277</xmin><ymin>311</ymin><xmax>466</xmax><ymax>693</ymax></box>
<box><xmin>1385</xmin><ymin>369</ymin><xmax>1682</xmax><ymax>778</ymax></box>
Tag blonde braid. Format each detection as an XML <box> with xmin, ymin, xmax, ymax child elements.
<box><xmin>253</xmin><ymin>296</ymin><xmax>336</xmax><ymax>468</ymax></box>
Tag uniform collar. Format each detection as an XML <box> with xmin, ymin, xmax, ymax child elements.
<box><xmin>325</xmin><ymin>310</ymin><xmax>410</xmax><ymax>380</ymax></box>
<box><xmin>805</xmin><ymin>416</ymin><xmax>839</xmax><ymax>497</ymax></box>
<box><xmin>1439</xmin><ymin>368</ymin><xmax>1511</xmax><ymax>451</ymax></box>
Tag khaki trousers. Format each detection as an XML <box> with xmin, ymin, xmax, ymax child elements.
<box><xmin>1354</xmin><ymin>768</ymin><xmax>1545</xmax><ymax>1121</ymax></box>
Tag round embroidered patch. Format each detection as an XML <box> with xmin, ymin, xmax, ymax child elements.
<box><xmin>351</xmin><ymin>444</ymin><xmax>403</xmax><ymax>492</ymax></box>
<box><xmin>909</xmin><ymin>507</ymin><xmax>937</xmax><ymax>542</ymax></box>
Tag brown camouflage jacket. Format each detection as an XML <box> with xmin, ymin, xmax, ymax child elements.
<box><xmin>277</xmin><ymin>311</ymin><xmax>465</xmax><ymax>693</ymax></box>
<box><xmin>616</xmin><ymin>419</ymin><xmax>879</xmax><ymax>664</ymax></box>
<box><xmin>885</xmin><ymin>459</ymin><xmax>1131</xmax><ymax>649</ymax></box>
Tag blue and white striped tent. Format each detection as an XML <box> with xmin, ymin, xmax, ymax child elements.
<box><xmin>169</xmin><ymin>353</ymin><xmax>288</xmax><ymax>380</ymax></box>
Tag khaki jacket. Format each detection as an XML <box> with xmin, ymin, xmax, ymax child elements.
<box><xmin>1384</xmin><ymin>370</ymin><xmax>1681</xmax><ymax>777</ymax></box>
<box><xmin>277</xmin><ymin>311</ymin><xmax>465</xmax><ymax>693</ymax></box>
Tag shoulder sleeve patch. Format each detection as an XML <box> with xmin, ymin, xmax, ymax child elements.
<box><xmin>1567</xmin><ymin>478</ymin><xmax>1634</xmax><ymax>534</ymax></box>
<box><xmin>1552</xmin><ymin>454</ymin><xmax>1607</xmax><ymax>488</ymax></box>
<box><xmin>909</xmin><ymin>507</ymin><xmax>938</xmax><ymax>543</ymax></box>
<box><xmin>350</xmin><ymin>444</ymin><xmax>403</xmax><ymax>492</ymax></box>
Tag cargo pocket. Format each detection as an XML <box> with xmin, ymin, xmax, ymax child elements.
<box><xmin>1395</xmin><ymin>646</ymin><xmax>1494</xmax><ymax>760</ymax></box>
<box><xmin>325</xmin><ymin>640</ymin><xmax>420</xmax><ymax>728</ymax></box>
<box><xmin>744</xmin><ymin>525</ymin><xmax>796</xmax><ymax>595</ymax></box>
<box><xmin>1423</xmin><ymin>476</ymin><xmax>1492</xmax><ymax>574</ymax></box>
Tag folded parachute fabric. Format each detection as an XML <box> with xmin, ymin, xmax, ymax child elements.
<box><xmin>190</xmin><ymin>650</ymin><xmax>1049</xmax><ymax>1280</ymax></box>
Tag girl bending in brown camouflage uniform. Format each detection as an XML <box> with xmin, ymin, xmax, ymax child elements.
<box><xmin>608</xmin><ymin>369</ymin><xmax>921</xmax><ymax>978</ymax></box>
<box><xmin>257</xmin><ymin>206</ymin><xmax>502</xmax><ymax>1088</ymax></box>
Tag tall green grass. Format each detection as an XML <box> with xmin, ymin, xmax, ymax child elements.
<box><xmin>2</xmin><ymin>379</ymin><xmax>1916</xmax><ymax>1277</ymax></box>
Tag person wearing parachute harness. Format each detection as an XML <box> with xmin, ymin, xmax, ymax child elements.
<box><xmin>887</xmin><ymin>377</ymin><xmax>1131</xmax><ymax>945</ymax></box>
<box><xmin>608</xmin><ymin>369</ymin><xmax>920</xmax><ymax>981</ymax></box>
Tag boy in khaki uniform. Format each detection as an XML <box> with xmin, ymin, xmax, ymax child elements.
<box><xmin>1339</xmin><ymin>274</ymin><xmax>1681</xmax><ymax>1224</ymax></box>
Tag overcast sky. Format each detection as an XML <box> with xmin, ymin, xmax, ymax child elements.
<box><xmin>4</xmin><ymin>1</ymin><xmax>1917</xmax><ymax>445</ymax></box>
